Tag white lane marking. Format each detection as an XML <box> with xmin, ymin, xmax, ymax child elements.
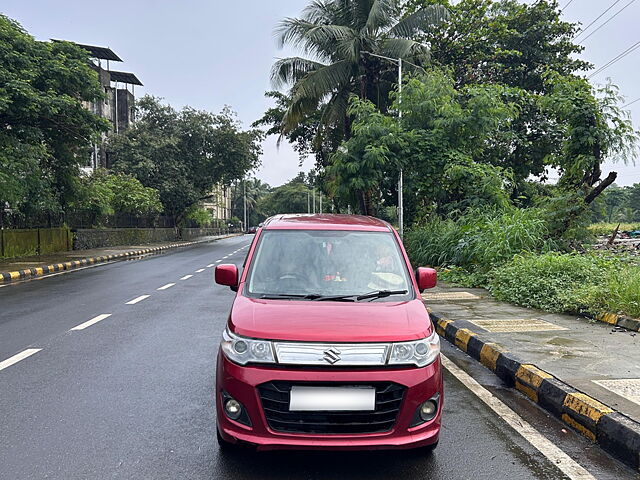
<box><xmin>126</xmin><ymin>294</ymin><xmax>150</xmax><ymax>305</ymax></box>
<box><xmin>206</xmin><ymin>264</ymin><xmax>215</xmax><ymax>268</ymax></box>
<box><xmin>441</xmin><ymin>355</ymin><xmax>596</xmax><ymax>480</ymax></box>
<box><xmin>0</xmin><ymin>349</ymin><xmax>42</xmax><ymax>372</ymax></box>
<box><xmin>157</xmin><ymin>283</ymin><xmax>176</xmax><ymax>290</ymax></box>
<box><xmin>70</xmin><ymin>314</ymin><xmax>112</xmax><ymax>331</ymax></box>
<box><xmin>180</xmin><ymin>274</ymin><xmax>193</xmax><ymax>280</ymax></box>
<box><xmin>195</xmin><ymin>268</ymin><xmax>205</xmax><ymax>273</ymax></box>
<box><xmin>215</xmin><ymin>260</ymin><xmax>222</xmax><ymax>263</ymax></box>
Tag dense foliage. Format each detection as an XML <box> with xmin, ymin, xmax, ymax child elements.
<box><xmin>108</xmin><ymin>96</ymin><xmax>263</xmax><ymax>225</ymax></box>
<box><xmin>0</xmin><ymin>15</ymin><xmax>109</xmax><ymax>221</ymax></box>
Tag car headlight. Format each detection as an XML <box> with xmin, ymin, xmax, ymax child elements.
<box><xmin>221</xmin><ymin>328</ymin><xmax>276</xmax><ymax>365</ymax></box>
<box><xmin>388</xmin><ymin>330</ymin><xmax>440</xmax><ymax>367</ymax></box>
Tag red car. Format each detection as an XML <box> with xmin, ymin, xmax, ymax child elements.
<box><xmin>214</xmin><ymin>214</ymin><xmax>442</xmax><ymax>451</ymax></box>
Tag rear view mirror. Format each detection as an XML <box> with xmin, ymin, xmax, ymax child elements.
<box><xmin>416</xmin><ymin>267</ymin><xmax>437</xmax><ymax>291</ymax></box>
<box><xmin>215</xmin><ymin>264</ymin><xmax>239</xmax><ymax>291</ymax></box>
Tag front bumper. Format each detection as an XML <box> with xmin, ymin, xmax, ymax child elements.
<box><xmin>215</xmin><ymin>350</ymin><xmax>443</xmax><ymax>451</ymax></box>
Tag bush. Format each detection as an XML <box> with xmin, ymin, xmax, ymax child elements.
<box><xmin>572</xmin><ymin>265</ymin><xmax>640</xmax><ymax>318</ymax></box>
<box><xmin>186</xmin><ymin>207</ymin><xmax>213</xmax><ymax>227</ymax></box>
<box><xmin>488</xmin><ymin>253</ymin><xmax>611</xmax><ymax>313</ymax></box>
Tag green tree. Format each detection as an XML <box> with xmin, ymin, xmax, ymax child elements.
<box><xmin>231</xmin><ymin>177</ymin><xmax>272</xmax><ymax>226</ymax></box>
<box><xmin>270</xmin><ymin>0</ymin><xmax>448</xmax><ymax>154</ymax></box>
<box><xmin>0</xmin><ymin>15</ymin><xmax>109</xmax><ymax>219</ymax></box>
<box><xmin>108</xmin><ymin>96</ymin><xmax>263</xmax><ymax>225</ymax></box>
<box><xmin>259</xmin><ymin>176</ymin><xmax>314</xmax><ymax>216</ymax></box>
<box><xmin>71</xmin><ymin>171</ymin><xmax>163</xmax><ymax>225</ymax></box>
<box><xmin>328</xmin><ymin>70</ymin><xmax>516</xmax><ymax>216</ymax></box>
<box><xmin>406</xmin><ymin>0</ymin><xmax>591</xmax><ymax>185</ymax></box>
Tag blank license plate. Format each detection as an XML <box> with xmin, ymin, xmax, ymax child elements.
<box><xmin>289</xmin><ymin>386</ymin><xmax>376</xmax><ymax>411</ymax></box>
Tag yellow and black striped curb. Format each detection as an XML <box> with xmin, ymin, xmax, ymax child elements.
<box><xmin>584</xmin><ymin>310</ymin><xmax>640</xmax><ymax>333</ymax></box>
<box><xmin>0</xmin><ymin>235</ymin><xmax>241</xmax><ymax>284</ymax></box>
<box><xmin>430</xmin><ymin>311</ymin><xmax>640</xmax><ymax>471</ymax></box>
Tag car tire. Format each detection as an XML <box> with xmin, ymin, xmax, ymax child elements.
<box><xmin>422</xmin><ymin>440</ymin><xmax>438</xmax><ymax>454</ymax></box>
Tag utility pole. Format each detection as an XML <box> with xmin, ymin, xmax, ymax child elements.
<box><xmin>312</xmin><ymin>187</ymin><xmax>316</xmax><ymax>214</ymax></box>
<box><xmin>307</xmin><ymin>191</ymin><xmax>310</xmax><ymax>213</ymax></box>
<box><xmin>319</xmin><ymin>193</ymin><xmax>323</xmax><ymax>214</ymax></box>
<box><xmin>243</xmin><ymin>179</ymin><xmax>247</xmax><ymax>230</ymax></box>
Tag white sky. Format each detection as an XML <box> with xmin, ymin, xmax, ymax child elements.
<box><xmin>2</xmin><ymin>0</ymin><xmax>639</xmax><ymax>187</ymax></box>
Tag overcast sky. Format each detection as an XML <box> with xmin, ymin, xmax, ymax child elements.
<box><xmin>2</xmin><ymin>0</ymin><xmax>639</xmax><ymax>187</ymax></box>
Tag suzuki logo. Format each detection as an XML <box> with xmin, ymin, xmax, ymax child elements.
<box><xmin>323</xmin><ymin>347</ymin><xmax>341</xmax><ymax>364</ymax></box>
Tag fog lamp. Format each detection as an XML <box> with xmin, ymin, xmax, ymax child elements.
<box><xmin>419</xmin><ymin>400</ymin><xmax>438</xmax><ymax>421</ymax></box>
<box><xmin>225</xmin><ymin>399</ymin><xmax>242</xmax><ymax>420</ymax></box>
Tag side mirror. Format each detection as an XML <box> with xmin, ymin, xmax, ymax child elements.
<box><xmin>416</xmin><ymin>267</ymin><xmax>437</xmax><ymax>291</ymax></box>
<box><xmin>215</xmin><ymin>264</ymin><xmax>239</xmax><ymax>291</ymax></box>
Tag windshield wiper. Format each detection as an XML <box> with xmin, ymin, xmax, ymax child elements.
<box><xmin>309</xmin><ymin>289</ymin><xmax>408</xmax><ymax>302</ymax></box>
<box><xmin>356</xmin><ymin>289</ymin><xmax>408</xmax><ymax>301</ymax></box>
<box><xmin>258</xmin><ymin>293</ymin><xmax>324</xmax><ymax>300</ymax></box>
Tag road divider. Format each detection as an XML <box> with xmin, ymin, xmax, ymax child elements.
<box><xmin>0</xmin><ymin>234</ymin><xmax>242</xmax><ymax>284</ymax></box>
<box><xmin>430</xmin><ymin>310</ymin><xmax>640</xmax><ymax>471</ymax></box>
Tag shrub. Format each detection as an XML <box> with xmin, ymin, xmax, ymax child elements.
<box><xmin>488</xmin><ymin>253</ymin><xmax>611</xmax><ymax>313</ymax></box>
<box><xmin>572</xmin><ymin>265</ymin><xmax>640</xmax><ymax>319</ymax></box>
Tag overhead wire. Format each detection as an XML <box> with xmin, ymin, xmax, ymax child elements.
<box><xmin>561</xmin><ymin>0</ymin><xmax>576</xmax><ymax>11</ymax></box>
<box><xmin>622</xmin><ymin>97</ymin><xmax>640</xmax><ymax>108</ymax></box>
<box><xmin>587</xmin><ymin>39</ymin><xmax>640</xmax><ymax>78</ymax></box>
<box><xmin>573</xmin><ymin>0</ymin><xmax>623</xmax><ymax>40</ymax></box>
<box><xmin>577</xmin><ymin>0</ymin><xmax>638</xmax><ymax>43</ymax></box>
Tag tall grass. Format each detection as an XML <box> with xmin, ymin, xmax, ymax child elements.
<box><xmin>405</xmin><ymin>208</ymin><xmax>552</xmax><ymax>270</ymax></box>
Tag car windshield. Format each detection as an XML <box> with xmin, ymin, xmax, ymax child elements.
<box><xmin>246</xmin><ymin>230</ymin><xmax>413</xmax><ymax>301</ymax></box>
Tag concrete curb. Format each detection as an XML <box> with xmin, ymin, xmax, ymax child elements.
<box><xmin>430</xmin><ymin>310</ymin><xmax>640</xmax><ymax>471</ymax></box>
<box><xmin>585</xmin><ymin>311</ymin><xmax>640</xmax><ymax>333</ymax></box>
<box><xmin>0</xmin><ymin>234</ymin><xmax>241</xmax><ymax>284</ymax></box>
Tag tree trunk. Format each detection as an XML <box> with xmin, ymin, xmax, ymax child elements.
<box><xmin>585</xmin><ymin>171</ymin><xmax>617</xmax><ymax>205</ymax></box>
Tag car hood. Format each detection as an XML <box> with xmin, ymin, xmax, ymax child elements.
<box><xmin>228</xmin><ymin>294</ymin><xmax>432</xmax><ymax>343</ymax></box>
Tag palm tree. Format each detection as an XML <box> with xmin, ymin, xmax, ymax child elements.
<box><xmin>272</xmin><ymin>0</ymin><xmax>448</xmax><ymax>143</ymax></box>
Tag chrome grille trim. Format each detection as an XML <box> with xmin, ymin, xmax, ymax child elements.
<box><xmin>274</xmin><ymin>342</ymin><xmax>390</xmax><ymax>366</ymax></box>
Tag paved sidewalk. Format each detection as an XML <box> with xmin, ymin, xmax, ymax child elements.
<box><xmin>424</xmin><ymin>284</ymin><xmax>640</xmax><ymax>424</ymax></box>
<box><xmin>0</xmin><ymin>234</ymin><xmax>237</xmax><ymax>282</ymax></box>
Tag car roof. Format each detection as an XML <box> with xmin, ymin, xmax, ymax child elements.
<box><xmin>261</xmin><ymin>214</ymin><xmax>392</xmax><ymax>232</ymax></box>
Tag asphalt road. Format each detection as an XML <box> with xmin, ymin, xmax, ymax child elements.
<box><xmin>0</xmin><ymin>235</ymin><xmax>636</xmax><ymax>480</ymax></box>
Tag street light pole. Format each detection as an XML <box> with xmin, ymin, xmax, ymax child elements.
<box><xmin>361</xmin><ymin>51</ymin><xmax>405</xmax><ymax>237</ymax></box>
<box><xmin>243</xmin><ymin>179</ymin><xmax>247</xmax><ymax>230</ymax></box>
<box><xmin>397</xmin><ymin>58</ymin><xmax>403</xmax><ymax>239</ymax></box>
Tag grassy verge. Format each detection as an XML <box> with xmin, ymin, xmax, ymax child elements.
<box><xmin>407</xmin><ymin>213</ymin><xmax>640</xmax><ymax>319</ymax></box>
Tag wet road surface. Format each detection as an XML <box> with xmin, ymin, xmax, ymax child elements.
<box><xmin>0</xmin><ymin>235</ymin><xmax>636</xmax><ymax>479</ymax></box>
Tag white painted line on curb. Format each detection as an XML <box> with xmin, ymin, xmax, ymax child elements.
<box><xmin>0</xmin><ymin>349</ymin><xmax>42</xmax><ymax>372</ymax></box>
<box><xmin>71</xmin><ymin>314</ymin><xmax>112</xmax><ymax>331</ymax></box>
<box><xmin>206</xmin><ymin>264</ymin><xmax>215</xmax><ymax>268</ymax></box>
<box><xmin>180</xmin><ymin>275</ymin><xmax>193</xmax><ymax>280</ymax></box>
<box><xmin>126</xmin><ymin>295</ymin><xmax>150</xmax><ymax>305</ymax></box>
<box><xmin>195</xmin><ymin>268</ymin><xmax>205</xmax><ymax>273</ymax></box>
<box><xmin>157</xmin><ymin>283</ymin><xmax>176</xmax><ymax>290</ymax></box>
<box><xmin>441</xmin><ymin>355</ymin><xmax>596</xmax><ymax>480</ymax></box>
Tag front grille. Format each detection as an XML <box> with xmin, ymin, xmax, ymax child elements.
<box><xmin>257</xmin><ymin>381</ymin><xmax>405</xmax><ymax>434</ymax></box>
